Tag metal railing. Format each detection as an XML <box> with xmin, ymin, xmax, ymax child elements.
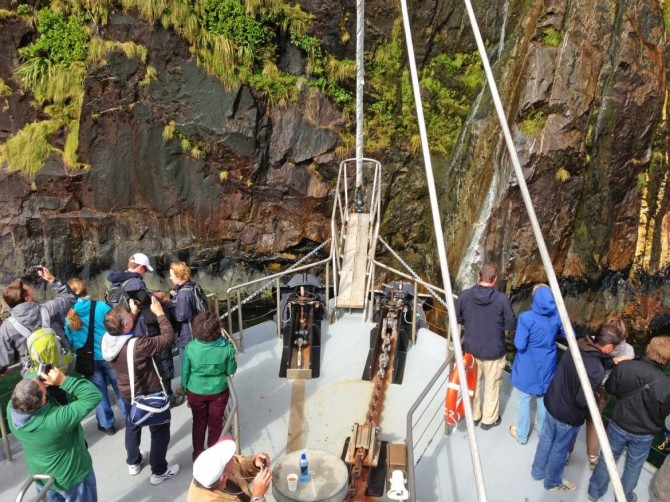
<box><xmin>15</xmin><ymin>474</ymin><xmax>54</xmax><ymax>502</ymax></box>
<box><xmin>1</xmin><ymin>362</ymin><xmax>21</xmax><ymax>463</ymax></box>
<box><xmin>224</xmin><ymin>375</ymin><xmax>241</xmax><ymax>454</ymax></box>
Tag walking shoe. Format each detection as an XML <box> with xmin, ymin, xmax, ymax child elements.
<box><xmin>547</xmin><ymin>479</ymin><xmax>576</xmax><ymax>492</ymax></box>
<box><xmin>480</xmin><ymin>416</ymin><xmax>501</xmax><ymax>430</ymax></box>
<box><xmin>128</xmin><ymin>452</ymin><xmax>147</xmax><ymax>476</ymax></box>
<box><xmin>150</xmin><ymin>463</ymin><xmax>180</xmax><ymax>485</ymax></box>
<box><xmin>473</xmin><ymin>418</ymin><xmax>481</xmax><ymax>426</ymax></box>
<box><xmin>509</xmin><ymin>425</ymin><xmax>527</xmax><ymax>444</ymax></box>
<box><xmin>589</xmin><ymin>455</ymin><xmax>599</xmax><ymax>470</ymax></box>
<box><xmin>97</xmin><ymin>424</ymin><xmax>116</xmax><ymax>436</ymax></box>
<box><xmin>170</xmin><ymin>394</ymin><xmax>185</xmax><ymax>408</ymax></box>
<box><xmin>587</xmin><ymin>496</ymin><xmax>597</xmax><ymax>502</ymax></box>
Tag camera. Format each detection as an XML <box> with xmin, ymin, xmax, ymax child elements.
<box><xmin>37</xmin><ymin>363</ymin><xmax>53</xmax><ymax>381</ymax></box>
<box><xmin>28</xmin><ymin>265</ymin><xmax>44</xmax><ymax>275</ymax></box>
<box><xmin>261</xmin><ymin>457</ymin><xmax>268</xmax><ymax>469</ymax></box>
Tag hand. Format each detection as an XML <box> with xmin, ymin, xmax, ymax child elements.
<box><xmin>38</xmin><ymin>267</ymin><xmax>55</xmax><ymax>283</ymax></box>
<box><xmin>254</xmin><ymin>453</ymin><xmax>271</xmax><ymax>469</ymax></box>
<box><xmin>251</xmin><ymin>466</ymin><xmax>272</xmax><ymax>497</ymax></box>
<box><xmin>129</xmin><ymin>299</ymin><xmax>140</xmax><ymax>316</ymax></box>
<box><xmin>38</xmin><ymin>366</ymin><xmax>66</xmax><ymax>386</ymax></box>
<box><xmin>153</xmin><ymin>291</ymin><xmax>167</xmax><ymax>300</ymax></box>
<box><xmin>150</xmin><ymin>295</ymin><xmax>164</xmax><ymax>317</ymax></box>
<box><xmin>613</xmin><ymin>354</ymin><xmax>634</xmax><ymax>364</ymax></box>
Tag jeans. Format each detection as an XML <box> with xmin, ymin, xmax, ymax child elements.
<box><xmin>531</xmin><ymin>411</ymin><xmax>580</xmax><ymax>489</ymax></box>
<box><xmin>121</xmin><ymin>397</ymin><xmax>171</xmax><ymax>475</ymax></box>
<box><xmin>87</xmin><ymin>360</ymin><xmax>125</xmax><ymax>428</ymax></box>
<box><xmin>516</xmin><ymin>390</ymin><xmax>546</xmax><ymax>443</ymax></box>
<box><xmin>588</xmin><ymin>420</ymin><xmax>653</xmax><ymax>501</ymax></box>
<box><xmin>36</xmin><ymin>469</ymin><xmax>97</xmax><ymax>502</ymax></box>
<box><xmin>187</xmin><ymin>390</ymin><xmax>230</xmax><ymax>460</ymax></box>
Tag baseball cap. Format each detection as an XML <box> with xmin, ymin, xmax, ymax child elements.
<box><xmin>129</xmin><ymin>253</ymin><xmax>154</xmax><ymax>272</ymax></box>
<box><xmin>193</xmin><ymin>438</ymin><xmax>236</xmax><ymax>488</ymax></box>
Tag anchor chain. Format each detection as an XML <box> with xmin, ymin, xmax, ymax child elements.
<box><xmin>344</xmin><ymin>305</ymin><xmax>397</xmax><ymax>501</ymax></box>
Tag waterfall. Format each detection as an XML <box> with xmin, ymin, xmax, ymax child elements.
<box><xmin>451</xmin><ymin>0</ymin><xmax>512</xmax><ymax>289</ymax></box>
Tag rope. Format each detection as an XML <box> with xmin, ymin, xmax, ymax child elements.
<box><xmin>219</xmin><ymin>239</ymin><xmax>330</xmax><ymax>320</ymax></box>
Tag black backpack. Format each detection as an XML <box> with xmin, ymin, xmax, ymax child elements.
<box><xmin>106</xmin><ymin>279</ymin><xmax>132</xmax><ymax>311</ymax></box>
<box><xmin>181</xmin><ymin>283</ymin><xmax>209</xmax><ymax>314</ymax></box>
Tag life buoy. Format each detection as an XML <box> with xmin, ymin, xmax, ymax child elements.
<box><xmin>444</xmin><ymin>353</ymin><xmax>477</xmax><ymax>425</ymax></box>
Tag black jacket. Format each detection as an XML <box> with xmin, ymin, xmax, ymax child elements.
<box><xmin>606</xmin><ymin>356</ymin><xmax>670</xmax><ymax>435</ymax></box>
<box><xmin>544</xmin><ymin>337</ymin><xmax>605</xmax><ymax>426</ymax></box>
<box><xmin>455</xmin><ymin>284</ymin><xmax>516</xmax><ymax>359</ymax></box>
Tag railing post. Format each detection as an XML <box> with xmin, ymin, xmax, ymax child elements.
<box><xmin>236</xmin><ymin>290</ymin><xmax>244</xmax><ymax>352</ymax></box>
<box><xmin>412</xmin><ymin>280</ymin><xmax>418</xmax><ymax>346</ymax></box>
<box><xmin>0</xmin><ymin>393</ymin><xmax>13</xmax><ymax>463</ymax></box>
<box><xmin>325</xmin><ymin>261</ymin><xmax>331</xmax><ymax>322</ymax></box>
<box><xmin>276</xmin><ymin>278</ymin><xmax>282</xmax><ymax>339</ymax></box>
<box><xmin>226</xmin><ymin>295</ymin><xmax>234</xmax><ymax>350</ymax></box>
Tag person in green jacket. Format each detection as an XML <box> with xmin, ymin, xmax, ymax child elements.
<box><xmin>182</xmin><ymin>312</ymin><xmax>237</xmax><ymax>461</ymax></box>
<box><xmin>8</xmin><ymin>366</ymin><xmax>102</xmax><ymax>501</ymax></box>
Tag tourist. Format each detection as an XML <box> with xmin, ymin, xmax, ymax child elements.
<box><xmin>509</xmin><ymin>284</ymin><xmax>564</xmax><ymax>444</ymax></box>
<box><xmin>8</xmin><ymin>366</ymin><xmax>101</xmax><ymax>501</ymax></box>
<box><xmin>102</xmin><ymin>297</ymin><xmax>180</xmax><ymax>485</ymax></box>
<box><xmin>0</xmin><ymin>266</ymin><xmax>76</xmax><ymax>375</ymax></box>
<box><xmin>107</xmin><ymin>252</ymin><xmax>184</xmax><ymax>407</ymax></box>
<box><xmin>531</xmin><ymin>322</ymin><xmax>623</xmax><ymax>492</ymax></box>
<box><xmin>455</xmin><ymin>263</ymin><xmax>516</xmax><ymax>429</ymax></box>
<box><xmin>65</xmin><ymin>277</ymin><xmax>125</xmax><ymax>435</ymax></box>
<box><xmin>166</xmin><ymin>261</ymin><xmax>197</xmax><ymax>358</ymax></box>
<box><xmin>187</xmin><ymin>437</ymin><xmax>271</xmax><ymax>502</ymax></box>
<box><xmin>182</xmin><ymin>312</ymin><xmax>237</xmax><ymax>460</ymax></box>
<box><xmin>587</xmin><ymin>336</ymin><xmax>670</xmax><ymax>501</ymax></box>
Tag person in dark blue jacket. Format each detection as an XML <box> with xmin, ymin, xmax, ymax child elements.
<box><xmin>509</xmin><ymin>285</ymin><xmax>565</xmax><ymax>444</ymax></box>
<box><xmin>531</xmin><ymin>324</ymin><xmax>623</xmax><ymax>493</ymax></box>
<box><xmin>166</xmin><ymin>262</ymin><xmax>196</xmax><ymax>358</ymax></box>
<box><xmin>455</xmin><ymin>263</ymin><xmax>516</xmax><ymax>429</ymax></box>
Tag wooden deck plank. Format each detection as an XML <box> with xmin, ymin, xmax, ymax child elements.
<box><xmin>337</xmin><ymin>213</ymin><xmax>370</xmax><ymax>308</ymax></box>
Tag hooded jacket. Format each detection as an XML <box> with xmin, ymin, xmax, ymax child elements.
<box><xmin>166</xmin><ymin>280</ymin><xmax>196</xmax><ymax>349</ymax></box>
<box><xmin>65</xmin><ymin>298</ymin><xmax>112</xmax><ymax>361</ymax></box>
<box><xmin>605</xmin><ymin>356</ymin><xmax>670</xmax><ymax>435</ymax></box>
<box><xmin>510</xmin><ymin>287</ymin><xmax>565</xmax><ymax>394</ymax></box>
<box><xmin>101</xmin><ymin>314</ymin><xmax>174</xmax><ymax>398</ymax></box>
<box><xmin>0</xmin><ymin>280</ymin><xmax>76</xmax><ymax>375</ymax></box>
<box><xmin>8</xmin><ymin>376</ymin><xmax>101</xmax><ymax>491</ymax></box>
<box><xmin>455</xmin><ymin>284</ymin><xmax>517</xmax><ymax>359</ymax></box>
<box><xmin>182</xmin><ymin>337</ymin><xmax>237</xmax><ymax>395</ymax></box>
<box><xmin>544</xmin><ymin>336</ymin><xmax>606</xmax><ymax>426</ymax></box>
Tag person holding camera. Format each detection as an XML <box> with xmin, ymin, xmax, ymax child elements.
<box><xmin>0</xmin><ymin>266</ymin><xmax>76</xmax><ymax>376</ymax></box>
<box><xmin>101</xmin><ymin>296</ymin><xmax>180</xmax><ymax>486</ymax></box>
<box><xmin>8</xmin><ymin>365</ymin><xmax>102</xmax><ymax>501</ymax></box>
<box><xmin>187</xmin><ymin>438</ymin><xmax>271</xmax><ymax>502</ymax></box>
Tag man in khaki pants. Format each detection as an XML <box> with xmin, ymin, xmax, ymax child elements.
<box><xmin>455</xmin><ymin>263</ymin><xmax>516</xmax><ymax>429</ymax></box>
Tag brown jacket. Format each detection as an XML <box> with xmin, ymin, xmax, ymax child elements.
<box><xmin>109</xmin><ymin>315</ymin><xmax>174</xmax><ymax>398</ymax></box>
<box><xmin>187</xmin><ymin>455</ymin><xmax>264</xmax><ymax>502</ymax></box>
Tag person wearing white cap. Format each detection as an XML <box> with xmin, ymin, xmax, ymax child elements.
<box><xmin>187</xmin><ymin>438</ymin><xmax>272</xmax><ymax>502</ymax></box>
<box><xmin>106</xmin><ymin>252</ymin><xmax>185</xmax><ymax>408</ymax></box>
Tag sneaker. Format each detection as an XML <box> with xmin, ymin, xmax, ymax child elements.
<box><xmin>548</xmin><ymin>479</ymin><xmax>576</xmax><ymax>492</ymax></box>
<box><xmin>150</xmin><ymin>464</ymin><xmax>180</xmax><ymax>485</ymax></box>
<box><xmin>480</xmin><ymin>416</ymin><xmax>501</xmax><ymax>430</ymax></box>
<box><xmin>170</xmin><ymin>394</ymin><xmax>185</xmax><ymax>408</ymax></box>
<box><xmin>509</xmin><ymin>425</ymin><xmax>527</xmax><ymax>444</ymax></box>
<box><xmin>589</xmin><ymin>455</ymin><xmax>599</xmax><ymax>470</ymax></box>
<box><xmin>533</xmin><ymin>420</ymin><xmax>539</xmax><ymax>432</ymax></box>
<box><xmin>97</xmin><ymin>424</ymin><xmax>117</xmax><ymax>436</ymax></box>
<box><xmin>473</xmin><ymin>418</ymin><xmax>481</xmax><ymax>426</ymax></box>
<box><xmin>128</xmin><ymin>452</ymin><xmax>147</xmax><ymax>476</ymax></box>
<box><xmin>587</xmin><ymin>496</ymin><xmax>597</xmax><ymax>502</ymax></box>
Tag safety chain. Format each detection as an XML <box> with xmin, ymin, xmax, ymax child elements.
<box><xmin>345</xmin><ymin>298</ymin><xmax>399</xmax><ymax>501</ymax></box>
<box><xmin>220</xmin><ymin>239</ymin><xmax>330</xmax><ymax>320</ymax></box>
<box><xmin>378</xmin><ymin>236</ymin><xmax>450</xmax><ymax>311</ymax></box>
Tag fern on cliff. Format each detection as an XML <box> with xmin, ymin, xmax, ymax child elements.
<box><xmin>0</xmin><ymin>120</ymin><xmax>62</xmax><ymax>176</ymax></box>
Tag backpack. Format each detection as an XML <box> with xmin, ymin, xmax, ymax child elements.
<box><xmin>8</xmin><ymin>309</ymin><xmax>75</xmax><ymax>375</ymax></box>
<box><xmin>106</xmin><ymin>279</ymin><xmax>132</xmax><ymax>311</ymax></box>
<box><xmin>181</xmin><ymin>283</ymin><xmax>210</xmax><ymax>314</ymax></box>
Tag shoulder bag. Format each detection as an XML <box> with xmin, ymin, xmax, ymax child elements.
<box><xmin>75</xmin><ymin>301</ymin><xmax>96</xmax><ymax>376</ymax></box>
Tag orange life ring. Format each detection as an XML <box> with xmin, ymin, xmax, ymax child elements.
<box><xmin>444</xmin><ymin>353</ymin><xmax>477</xmax><ymax>425</ymax></box>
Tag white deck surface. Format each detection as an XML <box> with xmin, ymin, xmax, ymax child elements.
<box><xmin>0</xmin><ymin>314</ymin><xmax>659</xmax><ymax>501</ymax></box>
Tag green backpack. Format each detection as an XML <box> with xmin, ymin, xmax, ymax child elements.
<box><xmin>8</xmin><ymin>309</ymin><xmax>75</xmax><ymax>374</ymax></box>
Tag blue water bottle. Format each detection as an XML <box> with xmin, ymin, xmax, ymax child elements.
<box><xmin>299</xmin><ymin>452</ymin><xmax>309</xmax><ymax>483</ymax></box>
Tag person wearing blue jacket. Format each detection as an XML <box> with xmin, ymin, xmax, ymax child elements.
<box><xmin>65</xmin><ymin>278</ymin><xmax>125</xmax><ymax>435</ymax></box>
<box><xmin>455</xmin><ymin>263</ymin><xmax>517</xmax><ymax>429</ymax></box>
<box><xmin>509</xmin><ymin>285</ymin><xmax>565</xmax><ymax>444</ymax></box>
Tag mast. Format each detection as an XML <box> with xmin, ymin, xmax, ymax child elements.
<box><xmin>353</xmin><ymin>0</ymin><xmax>365</xmax><ymax>212</ymax></box>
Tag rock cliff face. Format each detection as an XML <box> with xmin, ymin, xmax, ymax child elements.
<box><xmin>0</xmin><ymin>0</ymin><xmax>669</xmax><ymax>341</ymax></box>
